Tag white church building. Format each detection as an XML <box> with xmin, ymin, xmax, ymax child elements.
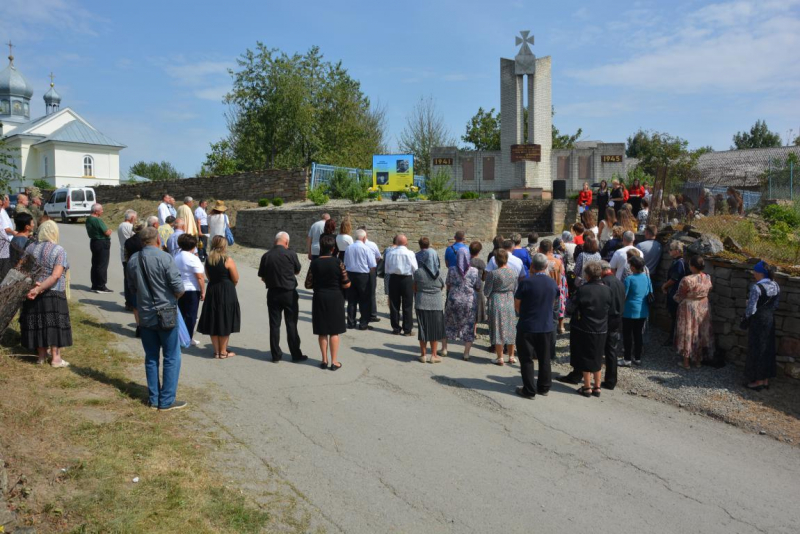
<box><xmin>0</xmin><ymin>47</ymin><xmax>125</xmax><ymax>190</ymax></box>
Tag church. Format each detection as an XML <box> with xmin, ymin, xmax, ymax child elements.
<box><xmin>0</xmin><ymin>45</ymin><xmax>125</xmax><ymax>190</ymax></box>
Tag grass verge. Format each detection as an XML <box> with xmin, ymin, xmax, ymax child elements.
<box><xmin>0</xmin><ymin>304</ymin><xmax>271</xmax><ymax>533</ymax></box>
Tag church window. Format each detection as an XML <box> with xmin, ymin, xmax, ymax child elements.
<box><xmin>83</xmin><ymin>156</ymin><xmax>94</xmax><ymax>177</ymax></box>
<box><xmin>12</xmin><ymin>100</ymin><xmax>23</xmax><ymax>115</ymax></box>
<box><xmin>0</xmin><ymin>100</ymin><xmax>8</xmax><ymax>114</ymax></box>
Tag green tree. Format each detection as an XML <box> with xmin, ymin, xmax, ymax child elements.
<box><xmin>625</xmin><ymin>129</ymin><xmax>701</xmax><ymax>188</ymax></box>
<box><xmin>211</xmin><ymin>43</ymin><xmax>386</xmax><ymax>172</ymax></box>
<box><xmin>129</xmin><ymin>161</ymin><xmax>185</xmax><ymax>182</ymax></box>
<box><xmin>399</xmin><ymin>96</ymin><xmax>455</xmax><ymax>179</ymax></box>
<box><xmin>732</xmin><ymin>120</ymin><xmax>782</xmax><ymax>149</ymax></box>
<box><xmin>0</xmin><ymin>137</ymin><xmax>20</xmax><ymax>194</ymax></box>
<box><xmin>462</xmin><ymin>107</ymin><xmax>501</xmax><ymax>150</ymax></box>
<box><xmin>551</xmin><ymin>107</ymin><xmax>583</xmax><ymax>149</ymax></box>
<box><xmin>202</xmin><ymin>140</ymin><xmax>240</xmax><ymax>176</ymax></box>
<box><xmin>425</xmin><ymin>168</ymin><xmax>456</xmax><ymax>201</ymax></box>
<box><xmin>793</xmin><ymin>135</ymin><xmax>800</xmax><ymax>147</ymax></box>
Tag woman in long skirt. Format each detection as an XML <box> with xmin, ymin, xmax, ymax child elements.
<box><xmin>414</xmin><ymin>240</ymin><xmax>445</xmax><ymax>363</ymax></box>
<box><xmin>197</xmin><ymin>236</ymin><xmax>241</xmax><ymax>358</ymax></box>
<box><xmin>674</xmin><ymin>255</ymin><xmax>713</xmax><ymax>369</ymax></box>
<box><xmin>484</xmin><ymin>249</ymin><xmax>517</xmax><ymax>366</ymax></box>
<box><xmin>444</xmin><ymin>248</ymin><xmax>482</xmax><ymax>360</ymax></box>
<box><xmin>19</xmin><ymin>221</ymin><xmax>72</xmax><ymax>367</ymax></box>
<box><xmin>743</xmin><ymin>261</ymin><xmax>780</xmax><ymax>391</ymax></box>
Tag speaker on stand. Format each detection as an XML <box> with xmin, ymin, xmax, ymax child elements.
<box><xmin>552</xmin><ymin>180</ymin><xmax>567</xmax><ymax>200</ymax></box>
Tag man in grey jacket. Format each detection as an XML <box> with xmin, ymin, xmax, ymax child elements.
<box><xmin>127</xmin><ymin>227</ymin><xmax>187</xmax><ymax>411</ymax></box>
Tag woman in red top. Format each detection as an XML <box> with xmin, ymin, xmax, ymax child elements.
<box><xmin>628</xmin><ymin>178</ymin><xmax>646</xmax><ymax>216</ymax></box>
<box><xmin>577</xmin><ymin>182</ymin><xmax>593</xmax><ymax>211</ymax></box>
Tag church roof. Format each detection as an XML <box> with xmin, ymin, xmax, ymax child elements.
<box><xmin>33</xmin><ymin>119</ymin><xmax>125</xmax><ymax>148</ymax></box>
<box><xmin>0</xmin><ymin>58</ymin><xmax>34</xmax><ymax>98</ymax></box>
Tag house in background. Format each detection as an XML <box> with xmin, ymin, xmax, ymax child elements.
<box><xmin>0</xmin><ymin>48</ymin><xmax>125</xmax><ymax>190</ymax></box>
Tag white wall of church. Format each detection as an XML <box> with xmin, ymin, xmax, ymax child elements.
<box><xmin>52</xmin><ymin>144</ymin><xmax>120</xmax><ymax>187</ymax></box>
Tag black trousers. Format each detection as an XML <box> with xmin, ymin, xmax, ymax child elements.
<box><xmin>369</xmin><ymin>269</ymin><xmax>379</xmax><ymax>320</ymax></box>
<box><xmin>388</xmin><ymin>274</ymin><xmax>414</xmax><ymax>333</ymax></box>
<box><xmin>122</xmin><ymin>262</ymin><xmax>133</xmax><ymax>306</ymax></box>
<box><xmin>347</xmin><ymin>272</ymin><xmax>372</xmax><ymax>327</ymax></box>
<box><xmin>178</xmin><ymin>290</ymin><xmax>201</xmax><ymax>338</ymax></box>
<box><xmin>90</xmin><ymin>239</ymin><xmax>111</xmax><ymax>290</ymax></box>
<box><xmin>604</xmin><ymin>319</ymin><xmax>622</xmax><ymax>388</ymax></box>
<box><xmin>199</xmin><ymin>225</ymin><xmax>208</xmax><ymax>261</ymax></box>
<box><xmin>267</xmin><ymin>288</ymin><xmax>302</xmax><ymax>360</ymax></box>
<box><xmin>517</xmin><ymin>331</ymin><xmax>552</xmax><ymax>396</ymax></box>
<box><xmin>623</xmin><ymin>317</ymin><xmax>646</xmax><ymax>361</ymax></box>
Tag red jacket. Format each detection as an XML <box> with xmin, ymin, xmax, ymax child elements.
<box><xmin>577</xmin><ymin>190</ymin><xmax>592</xmax><ymax>207</ymax></box>
<box><xmin>629</xmin><ymin>185</ymin><xmax>646</xmax><ymax>198</ymax></box>
<box><xmin>622</xmin><ymin>186</ymin><xmax>630</xmax><ymax>202</ymax></box>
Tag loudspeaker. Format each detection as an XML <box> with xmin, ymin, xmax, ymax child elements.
<box><xmin>553</xmin><ymin>180</ymin><xmax>567</xmax><ymax>200</ymax></box>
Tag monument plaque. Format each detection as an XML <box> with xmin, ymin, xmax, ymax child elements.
<box><xmin>433</xmin><ymin>157</ymin><xmax>454</xmax><ymax>166</ymax></box>
<box><xmin>601</xmin><ymin>155</ymin><xmax>623</xmax><ymax>163</ymax></box>
<box><xmin>510</xmin><ymin>144</ymin><xmax>542</xmax><ymax>162</ymax></box>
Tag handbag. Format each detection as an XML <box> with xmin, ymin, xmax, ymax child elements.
<box><xmin>646</xmin><ymin>277</ymin><xmax>656</xmax><ymax>306</ymax></box>
<box><xmin>224</xmin><ymin>215</ymin><xmax>235</xmax><ymax>246</ymax></box>
<box><xmin>138</xmin><ymin>254</ymin><xmax>178</xmax><ymax>330</ymax></box>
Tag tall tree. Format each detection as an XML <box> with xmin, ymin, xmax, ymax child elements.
<box><xmin>626</xmin><ymin>129</ymin><xmax>701</xmax><ymax>186</ymax></box>
<box><xmin>207</xmin><ymin>43</ymin><xmax>386</xmax><ymax>173</ymax></box>
<box><xmin>462</xmin><ymin>107</ymin><xmax>501</xmax><ymax>150</ymax></box>
<box><xmin>398</xmin><ymin>96</ymin><xmax>455</xmax><ymax>178</ymax></box>
<box><xmin>732</xmin><ymin>120</ymin><xmax>782</xmax><ymax>149</ymax></box>
<box><xmin>129</xmin><ymin>161</ymin><xmax>184</xmax><ymax>182</ymax></box>
<box><xmin>793</xmin><ymin>135</ymin><xmax>800</xmax><ymax>147</ymax></box>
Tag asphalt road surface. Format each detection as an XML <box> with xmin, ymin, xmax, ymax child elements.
<box><xmin>59</xmin><ymin>222</ymin><xmax>799</xmax><ymax>534</ymax></box>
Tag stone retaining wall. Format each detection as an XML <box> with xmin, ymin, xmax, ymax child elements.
<box><xmin>235</xmin><ymin>199</ymin><xmax>504</xmax><ymax>251</ymax></box>
<box><xmin>92</xmin><ymin>169</ymin><xmax>308</xmax><ymax>205</ymax></box>
<box><xmin>650</xmin><ymin>229</ymin><xmax>800</xmax><ymax>379</ymax></box>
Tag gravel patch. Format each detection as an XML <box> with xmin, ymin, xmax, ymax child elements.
<box><xmin>229</xmin><ymin>242</ymin><xmax>800</xmax><ymax>446</ymax></box>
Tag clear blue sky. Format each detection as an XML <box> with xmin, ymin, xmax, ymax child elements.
<box><xmin>3</xmin><ymin>0</ymin><xmax>799</xmax><ymax>176</ymax></box>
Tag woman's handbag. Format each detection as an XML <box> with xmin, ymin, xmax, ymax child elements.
<box><xmin>224</xmin><ymin>215</ymin><xmax>235</xmax><ymax>246</ymax></box>
<box><xmin>646</xmin><ymin>277</ymin><xmax>656</xmax><ymax>306</ymax></box>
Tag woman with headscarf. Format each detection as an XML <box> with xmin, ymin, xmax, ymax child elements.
<box><xmin>469</xmin><ymin>241</ymin><xmax>486</xmax><ymax>331</ymax></box>
<box><xmin>413</xmin><ymin>237</ymin><xmax>445</xmax><ymax>363</ymax></box>
<box><xmin>444</xmin><ymin>247</ymin><xmax>482</xmax><ymax>360</ymax></box>
<box><xmin>19</xmin><ymin>220</ymin><xmax>72</xmax><ymax>367</ymax></box>
<box><xmin>742</xmin><ymin>261</ymin><xmax>780</xmax><ymax>391</ymax></box>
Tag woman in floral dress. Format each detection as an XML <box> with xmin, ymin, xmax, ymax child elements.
<box><xmin>484</xmin><ymin>249</ymin><xmax>517</xmax><ymax>366</ymax></box>
<box><xmin>674</xmin><ymin>255</ymin><xmax>714</xmax><ymax>369</ymax></box>
<box><xmin>445</xmin><ymin>247</ymin><xmax>482</xmax><ymax>361</ymax></box>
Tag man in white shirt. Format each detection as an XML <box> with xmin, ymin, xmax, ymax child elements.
<box><xmin>307</xmin><ymin>213</ymin><xmax>330</xmax><ymax>260</ymax></box>
<box><xmin>0</xmin><ymin>195</ymin><xmax>14</xmax><ymax>265</ymax></box>
<box><xmin>194</xmin><ymin>199</ymin><xmax>209</xmax><ymax>261</ymax></box>
<box><xmin>157</xmin><ymin>194</ymin><xmax>173</xmax><ymax>226</ymax></box>
<box><xmin>359</xmin><ymin>225</ymin><xmax>382</xmax><ymax>323</ymax></box>
<box><xmin>118</xmin><ymin>209</ymin><xmax>137</xmax><ymax>309</ymax></box>
<box><xmin>384</xmin><ymin>234</ymin><xmax>418</xmax><ymax>335</ymax></box>
<box><xmin>344</xmin><ymin>229</ymin><xmax>377</xmax><ymax>330</ymax></box>
<box><xmin>486</xmin><ymin>240</ymin><xmax>525</xmax><ymax>280</ymax></box>
<box><xmin>610</xmin><ymin>231</ymin><xmax>636</xmax><ymax>279</ymax></box>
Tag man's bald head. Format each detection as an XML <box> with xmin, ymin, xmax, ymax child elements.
<box><xmin>395</xmin><ymin>233</ymin><xmax>408</xmax><ymax>246</ymax></box>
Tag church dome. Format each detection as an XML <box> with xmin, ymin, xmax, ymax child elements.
<box><xmin>0</xmin><ymin>56</ymin><xmax>34</xmax><ymax>99</ymax></box>
<box><xmin>44</xmin><ymin>84</ymin><xmax>61</xmax><ymax>105</ymax></box>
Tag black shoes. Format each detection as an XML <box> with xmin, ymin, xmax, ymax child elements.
<box><xmin>95</xmin><ymin>287</ymin><xmax>113</xmax><ymax>294</ymax></box>
<box><xmin>159</xmin><ymin>401</ymin><xmax>188</xmax><ymax>411</ymax></box>
<box><xmin>392</xmin><ymin>329</ymin><xmax>401</xmax><ymax>335</ymax></box>
<box><xmin>515</xmin><ymin>387</ymin><xmax>535</xmax><ymax>400</ymax></box>
<box><xmin>600</xmin><ymin>381</ymin><xmax>616</xmax><ymax>390</ymax></box>
<box><xmin>292</xmin><ymin>355</ymin><xmax>309</xmax><ymax>362</ymax></box>
<box><xmin>556</xmin><ymin>374</ymin><xmax>582</xmax><ymax>385</ymax></box>
<box><xmin>358</xmin><ymin>325</ymin><xmax>373</xmax><ymax>331</ymax></box>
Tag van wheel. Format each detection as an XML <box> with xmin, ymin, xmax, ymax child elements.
<box><xmin>61</xmin><ymin>212</ymin><xmax>69</xmax><ymax>224</ymax></box>
<box><xmin>70</xmin><ymin>217</ymin><xmax>78</xmax><ymax>223</ymax></box>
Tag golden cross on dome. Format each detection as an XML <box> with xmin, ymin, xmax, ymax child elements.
<box><xmin>6</xmin><ymin>40</ymin><xmax>14</xmax><ymax>63</ymax></box>
<box><xmin>49</xmin><ymin>72</ymin><xmax>56</xmax><ymax>86</ymax></box>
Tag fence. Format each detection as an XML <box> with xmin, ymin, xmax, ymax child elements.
<box><xmin>310</xmin><ymin>163</ymin><xmax>427</xmax><ymax>194</ymax></box>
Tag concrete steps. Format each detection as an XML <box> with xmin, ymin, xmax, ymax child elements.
<box><xmin>496</xmin><ymin>200</ymin><xmax>552</xmax><ymax>237</ymax></box>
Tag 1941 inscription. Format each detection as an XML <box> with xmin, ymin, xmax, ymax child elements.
<box><xmin>433</xmin><ymin>158</ymin><xmax>454</xmax><ymax>166</ymax></box>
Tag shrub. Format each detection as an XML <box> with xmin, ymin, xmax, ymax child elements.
<box><xmin>272</xmin><ymin>197</ymin><xmax>284</xmax><ymax>207</ymax></box>
<box><xmin>307</xmin><ymin>184</ymin><xmax>329</xmax><ymax>206</ymax></box>
<box><xmin>257</xmin><ymin>198</ymin><xmax>270</xmax><ymax>207</ymax></box>
<box><xmin>345</xmin><ymin>172</ymin><xmax>370</xmax><ymax>204</ymax></box>
<box><xmin>426</xmin><ymin>169</ymin><xmax>456</xmax><ymax>201</ymax></box>
<box><xmin>367</xmin><ymin>190</ymin><xmax>381</xmax><ymax>201</ymax></box>
<box><xmin>460</xmin><ymin>191</ymin><xmax>480</xmax><ymax>200</ymax></box>
<box><xmin>762</xmin><ymin>203</ymin><xmax>800</xmax><ymax>227</ymax></box>
<box><xmin>328</xmin><ymin>168</ymin><xmax>355</xmax><ymax>199</ymax></box>
<box><xmin>522</xmin><ymin>193</ymin><xmax>530</xmax><ymax>199</ymax></box>
<box><xmin>33</xmin><ymin>179</ymin><xmax>50</xmax><ymax>190</ymax></box>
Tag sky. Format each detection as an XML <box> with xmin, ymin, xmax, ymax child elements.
<box><xmin>2</xmin><ymin>0</ymin><xmax>799</xmax><ymax>177</ymax></box>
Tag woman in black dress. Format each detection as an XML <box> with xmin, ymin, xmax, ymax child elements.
<box><xmin>305</xmin><ymin>234</ymin><xmax>350</xmax><ymax>370</ymax></box>
<box><xmin>596</xmin><ymin>180</ymin><xmax>609</xmax><ymax>222</ymax></box>
<box><xmin>610</xmin><ymin>180</ymin><xmax>625</xmax><ymax>215</ymax></box>
<box><xmin>743</xmin><ymin>261</ymin><xmax>780</xmax><ymax>391</ymax></box>
<box><xmin>567</xmin><ymin>261</ymin><xmax>611</xmax><ymax>397</ymax></box>
<box><xmin>197</xmin><ymin>235</ymin><xmax>241</xmax><ymax>358</ymax></box>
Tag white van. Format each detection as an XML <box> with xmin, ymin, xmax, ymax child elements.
<box><xmin>44</xmin><ymin>187</ymin><xmax>97</xmax><ymax>223</ymax></box>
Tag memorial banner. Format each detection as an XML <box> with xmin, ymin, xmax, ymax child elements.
<box><xmin>372</xmin><ymin>154</ymin><xmax>415</xmax><ymax>192</ymax></box>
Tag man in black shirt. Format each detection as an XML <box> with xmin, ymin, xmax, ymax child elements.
<box><xmin>124</xmin><ymin>224</ymin><xmax>145</xmax><ymax>338</ymax></box>
<box><xmin>514</xmin><ymin>253</ymin><xmax>559</xmax><ymax>399</ymax></box>
<box><xmin>258</xmin><ymin>231</ymin><xmax>307</xmax><ymax>363</ymax></box>
<box><xmin>600</xmin><ymin>260</ymin><xmax>625</xmax><ymax>390</ymax></box>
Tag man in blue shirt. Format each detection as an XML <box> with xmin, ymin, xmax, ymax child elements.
<box><xmin>444</xmin><ymin>231</ymin><xmax>467</xmax><ymax>268</ymax></box>
<box><xmin>514</xmin><ymin>253</ymin><xmax>559</xmax><ymax>399</ymax></box>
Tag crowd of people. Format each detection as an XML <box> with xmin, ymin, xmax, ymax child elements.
<box><xmin>0</xmin><ymin>189</ymin><xmax>783</xmax><ymax>411</ymax></box>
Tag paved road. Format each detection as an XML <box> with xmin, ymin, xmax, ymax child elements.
<box><xmin>60</xmin><ymin>223</ymin><xmax>799</xmax><ymax>534</ymax></box>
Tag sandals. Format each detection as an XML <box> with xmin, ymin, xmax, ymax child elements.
<box><xmin>508</xmin><ymin>357</ymin><xmax>517</xmax><ymax>365</ymax></box>
<box><xmin>330</xmin><ymin>362</ymin><xmax>342</xmax><ymax>371</ymax></box>
<box><xmin>419</xmin><ymin>355</ymin><xmax>428</xmax><ymax>363</ymax></box>
<box><xmin>430</xmin><ymin>355</ymin><xmax>442</xmax><ymax>364</ymax></box>
<box><xmin>576</xmin><ymin>386</ymin><xmax>592</xmax><ymax>398</ymax></box>
<box><xmin>677</xmin><ymin>360</ymin><xmax>690</xmax><ymax>370</ymax></box>
<box><xmin>320</xmin><ymin>361</ymin><xmax>329</xmax><ymax>369</ymax></box>
<box><xmin>592</xmin><ymin>386</ymin><xmax>601</xmax><ymax>397</ymax></box>
<box><xmin>51</xmin><ymin>360</ymin><xmax>70</xmax><ymax>368</ymax></box>
<box><xmin>493</xmin><ymin>359</ymin><xmax>505</xmax><ymax>366</ymax></box>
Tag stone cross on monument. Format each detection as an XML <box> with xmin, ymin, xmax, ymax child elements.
<box><xmin>500</xmin><ymin>30</ymin><xmax>552</xmax><ymax>192</ymax></box>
